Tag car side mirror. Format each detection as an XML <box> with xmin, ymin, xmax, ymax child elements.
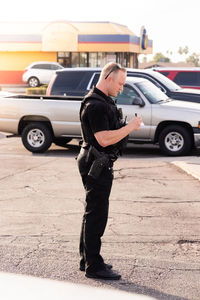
<box><xmin>131</xmin><ymin>96</ymin><xmax>145</xmax><ymax>107</ymax></box>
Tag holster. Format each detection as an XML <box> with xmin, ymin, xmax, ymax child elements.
<box><xmin>86</xmin><ymin>146</ymin><xmax>110</xmax><ymax>179</ymax></box>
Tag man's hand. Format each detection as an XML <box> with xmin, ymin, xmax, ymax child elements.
<box><xmin>94</xmin><ymin>115</ymin><xmax>143</xmax><ymax>148</ymax></box>
<box><xmin>127</xmin><ymin>115</ymin><xmax>142</xmax><ymax>131</ymax></box>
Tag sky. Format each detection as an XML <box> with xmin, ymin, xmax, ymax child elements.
<box><xmin>1</xmin><ymin>0</ymin><xmax>200</xmax><ymax>62</ymax></box>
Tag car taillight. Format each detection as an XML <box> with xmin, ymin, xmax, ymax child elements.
<box><xmin>46</xmin><ymin>74</ymin><xmax>56</xmax><ymax>96</ymax></box>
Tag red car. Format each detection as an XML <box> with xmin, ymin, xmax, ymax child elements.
<box><xmin>153</xmin><ymin>67</ymin><xmax>200</xmax><ymax>89</ymax></box>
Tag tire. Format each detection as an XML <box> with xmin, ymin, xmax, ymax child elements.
<box><xmin>159</xmin><ymin>125</ymin><xmax>192</xmax><ymax>156</ymax></box>
<box><xmin>28</xmin><ymin>77</ymin><xmax>40</xmax><ymax>87</ymax></box>
<box><xmin>21</xmin><ymin>122</ymin><xmax>52</xmax><ymax>153</ymax></box>
<box><xmin>54</xmin><ymin>137</ymin><xmax>72</xmax><ymax>147</ymax></box>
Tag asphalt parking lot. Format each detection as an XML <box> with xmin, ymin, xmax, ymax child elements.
<box><xmin>0</xmin><ymin>135</ymin><xmax>200</xmax><ymax>300</ymax></box>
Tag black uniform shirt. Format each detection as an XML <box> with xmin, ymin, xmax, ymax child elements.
<box><xmin>80</xmin><ymin>87</ymin><xmax>120</xmax><ymax>152</ymax></box>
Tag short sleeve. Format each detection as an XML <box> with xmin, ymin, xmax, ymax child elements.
<box><xmin>87</xmin><ymin>102</ymin><xmax>109</xmax><ymax>133</ymax></box>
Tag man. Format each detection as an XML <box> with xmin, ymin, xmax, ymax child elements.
<box><xmin>77</xmin><ymin>62</ymin><xmax>142</xmax><ymax>280</ymax></box>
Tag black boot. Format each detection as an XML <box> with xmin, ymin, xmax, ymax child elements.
<box><xmin>85</xmin><ymin>266</ymin><xmax>121</xmax><ymax>280</ymax></box>
<box><xmin>80</xmin><ymin>260</ymin><xmax>113</xmax><ymax>272</ymax></box>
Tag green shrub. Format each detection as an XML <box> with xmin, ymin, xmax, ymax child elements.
<box><xmin>26</xmin><ymin>85</ymin><xmax>48</xmax><ymax>95</ymax></box>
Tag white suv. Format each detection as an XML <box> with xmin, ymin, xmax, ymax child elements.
<box><xmin>22</xmin><ymin>61</ymin><xmax>64</xmax><ymax>87</ymax></box>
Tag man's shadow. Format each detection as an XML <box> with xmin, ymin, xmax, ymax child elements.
<box><xmin>96</xmin><ymin>280</ymin><xmax>189</xmax><ymax>300</ymax></box>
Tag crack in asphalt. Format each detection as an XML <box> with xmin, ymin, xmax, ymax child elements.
<box><xmin>0</xmin><ymin>235</ymin><xmax>197</xmax><ymax>242</ymax></box>
<box><xmin>114</xmin><ymin>165</ymin><xmax>165</xmax><ymax>172</ymax></box>
<box><xmin>111</xmin><ymin>199</ymin><xmax>200</xmax><ymax>203</ymax></box>
<box><xmin>1</xmin><ymin>210</ymin><xmax>82</xmax><ymax>216</ymax></box>
<box><xmin>178</xmin><ymin>240</ymin><xmax>200</xmax><ymax>245</ymax></box>
<box><xmin>114</xmin><ymin>172</ymin><xmax>193</xmax><ymax>182</ymax></box>
<box><xmin>0</xmin><ymin>158</ymin><xmax>58</xmax><ymax>182</ymax></box>
<box><xmin>14</xmin><ymin>242</ymin><xmax>42</xmax><ymax>267</ymax></box>
<box><xmin>113</xmin><ymin>165</ymin><xmax>194</xmax><ymax>182</ymax></box>
<box><xmin>110</xmin><ymin>212</ymin><xmax>200</xmax><ymax>220</ymax></box>
<box><xmin>133</xmin><ymin>264</ymin><xmax>200</xmax><ymax>272</ymax></box>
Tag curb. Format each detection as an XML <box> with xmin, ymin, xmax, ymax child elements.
<box><xmin>172</xmin><ymin>161</ymin><xmax>200</xmax><ymax>181</ymax></box>
<box><xmin>0</xmin><ymin>133</ymin><xmax>6</xmax><ymax>139</ymax></box>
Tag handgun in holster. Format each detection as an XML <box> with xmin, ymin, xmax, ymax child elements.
<box><xmin>86</xmin><ymin>146</ymin><xmax>110</xmax><ymax>179</ymax></box>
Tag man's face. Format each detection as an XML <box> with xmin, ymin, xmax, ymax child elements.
<box><xmin>108</xmin><ymin>70</ymin><xmax>126</xmax><ymax>97</ymax></box>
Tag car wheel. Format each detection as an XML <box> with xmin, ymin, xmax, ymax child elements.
<box><xmin>159</xmin><ymin>125</ymin><xmax>192</xmax><ymax>156</ymax></box>
<box><xmin>54</xmin><ymin>137</ymin><xmax>72</xmax><ymax>147</ymax></box>
<box><xmin>22</xmin><ymin>122</ymin><xmax>52</xmax><ymax>153</ymax></box>
<box><xmin>28</xmin><ymin>77</ymin><xmax>40</xmax><ymax>87</ymax></box>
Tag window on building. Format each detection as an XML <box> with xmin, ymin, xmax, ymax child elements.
<box><xmin>131</xmin><ymin>53</ymin><xmax>138</xmax><ymax>68</ymax></box>
<box><xmin>89</xmin><ymin>52</ymin><xmax>118</xmax><ymax>67</ymax></box>
<box><xmin>97</xmin><ymin>53</ymin><xmax>106</xmax><ymax>67</ymax></box>
<box><xmin>80</xmin><ymin>53</ymin><xmax>88</xmax><ymax>67</ymax></box>
<box><xmin>124</xmin><ymin>53</ymin><xmax>130</xmax><ymax>67</ymax></box>
<box><xmin>57</xmin><ymin>51</ymin><xmax>135</xmax><ymax>68</ymax></box>
<box><xmin>57</xmin><ymin>52</ymin><xmax>71</xmax><ymax>67</ymax></box>
<box><xmin>71</xmin><ymin>53</ymin><xmax>80</xmax><ymax>67</ymax></box>
<box><xmin>89</xmin><ymin>53</ymin><xmax>98</xmax><ymax>67</ymax></box>
<box><xmin>106</xmin><ymin>53</ymin><xmax>117</xmax><ymax>64</ymax></box>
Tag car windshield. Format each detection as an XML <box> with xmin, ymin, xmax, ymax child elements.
<box><xmin>149</xmin><ymin>70</ymin><xmax>181</xmax><ymax>91</ymax></box>
<box><xmin>135</xmin><ymin>80</ymin><xmax>169</xmax><ymax>103</ymax></box>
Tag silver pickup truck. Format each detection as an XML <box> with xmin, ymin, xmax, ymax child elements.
<box><xmin>1</xmin><ymin>77</ymin><xmax>200</xmax><ymax>156</ymax></box>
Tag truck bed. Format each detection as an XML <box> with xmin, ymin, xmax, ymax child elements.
<box><xmin>6</xmin><ymin>94</ymin><xmax>83</xmax><ymax>101</ymax></box>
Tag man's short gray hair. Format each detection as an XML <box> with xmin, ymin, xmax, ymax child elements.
<box><xmin>100</xmin><ymin>62</ymin><xmax>126</xmax><ymax>80</ymax></box>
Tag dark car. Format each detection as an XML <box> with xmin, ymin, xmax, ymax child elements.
<box><xmin>46</xmin><ymin>68</ymin><xmax>101</xmax><ymax>96</ymax></box>
<box><xmin>47</xmin><ymin>67</ymin><xmax>200</xmax><ymax>103</ymax></box>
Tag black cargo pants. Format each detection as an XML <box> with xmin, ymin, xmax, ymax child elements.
<box><xmin>77</xmin><ymin>148</ymin><xmax>113</xmax><ymax>272</ymax></box>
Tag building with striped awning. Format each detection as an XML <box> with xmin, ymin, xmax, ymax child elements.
<box><xmin>0</xmin><ymin>21</ymin><xmax>153</xmax><ymax>84</ymax></box>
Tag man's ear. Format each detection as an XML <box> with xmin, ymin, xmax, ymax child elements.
<box><xmin>107</xmin><ymin>75</ymin><xmax>112</xmax><ymax>82</ymax></box>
